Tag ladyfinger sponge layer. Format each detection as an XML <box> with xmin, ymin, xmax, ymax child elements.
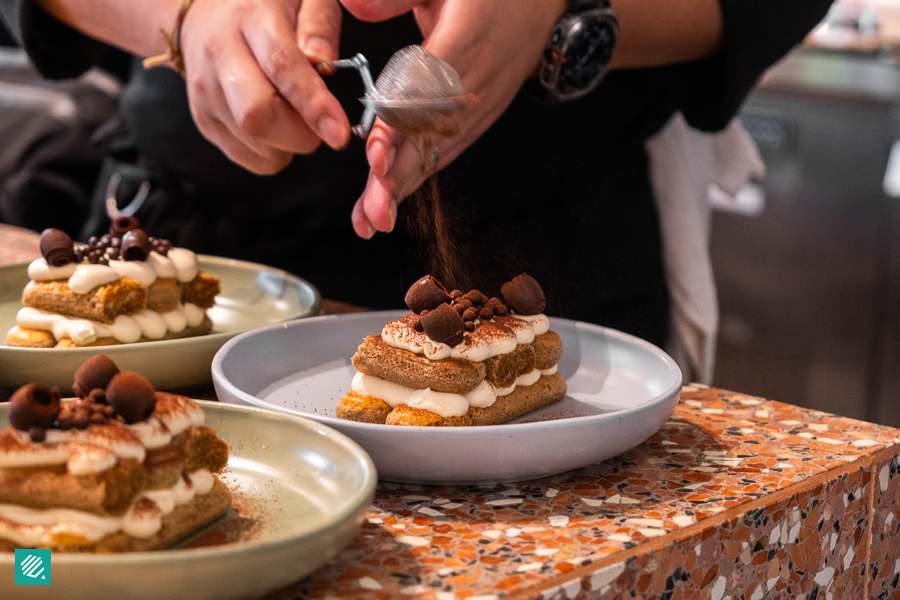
<box><xmin>22</xmin><ymin>278</ymin><xmax>147</xmax><ymax>324</ymax></box>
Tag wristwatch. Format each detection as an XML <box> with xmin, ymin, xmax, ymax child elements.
<box><xmin>536</xmin><ymin>0</ymin><xmax>618</xmax><ymax>103</ymax></box>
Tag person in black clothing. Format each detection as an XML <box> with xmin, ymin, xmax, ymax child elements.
<box><xmin>0</xmin><ymin>0</ymin><xmax>832</xmax><ymax>349</ymax></box>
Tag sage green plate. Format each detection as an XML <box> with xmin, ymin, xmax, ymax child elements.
<box><xmin>0</xmin><ymin>400</ymin><xmax>377</xmax><ymax>600</ymax></box>
<box><xmin>0</xmin><ymin>256</ymin><xmax>320</xmax><ymax>392</ymax></box>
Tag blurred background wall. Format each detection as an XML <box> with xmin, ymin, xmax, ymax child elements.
<box><xmin>711</xmin><ymin>0</ymin><xmax>900</xmax><ymax>427</ymax></box>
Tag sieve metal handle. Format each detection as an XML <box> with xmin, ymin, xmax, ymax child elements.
<box><xmin>319</xmin><ymin>53</ymin><xmax>379</xmax><ymax>139</ymax></box>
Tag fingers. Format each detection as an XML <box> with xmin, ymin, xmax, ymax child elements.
<box><xmin>203</xmin><ymin>117</ymin><xmax>295</xmax><ymax>174</ymax></box>
<box><xmin>298</xmin><ymin>0</ymin><xmax>342</xmax><ymax>64</ymax></box>
<box><xmin>349</xmin><ymin>0</ymin><xmax>570</xmax><ymax>237</ymax></box>
<box><xmin>174</xmin><ymin>0</ymin><xmax>352</xmax><ymax>175</ymax></box>
<box><xmin>188</xmin><ymin>63</ymin><xmax>297</xmax><ymax>174</ymax></box>
<box><xmin>351</xmin><ymin>178</ymin><xmax>378</xmax><ymax>238</ymax></box>
<box><xmin>242</xmin><ymin>11</ymin><xmax>350</xmax><ymax>151</ymax></box>
<box><xmin>357</xmin><ymin>123</ymin><xmax>401</xmax><ymax>234</ymax></box>
<box><xmin>216</xmin><ymin>46</ymin><xmax>324</xmax><ymax>155</ymax></box>
<box><xmin>340</xmin><ymin>0</ymin><xmax>422</xmax><ymax>22</ymax></box>
<box><xmin>183</xmin><ymin>5</ymin><xmax>325</xmax><ymax>173</ymax></box>
<box><xmin>352</xmin><ymin>169</ymin><xmax>398</xmax><ymax>238</ymax></box>
<box><xmin>356</xmin><ymin>120</ymin><xmax>450</xmax><ymax>237</ymax></box>
<box><xmin>367</xmin><ymin>132</ymin><xmax>397</xmax><ymax>177</ymax></box>
<box><xmin>353</xmin><ymin>126</ymin><xmax>401</xmax><ymax>237</ymax></box>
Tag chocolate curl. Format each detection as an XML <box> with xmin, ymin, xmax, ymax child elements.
<box><xmin>501</xmin><ymin>273</ymin><xmax>545</xmax><ymax>316</ymax></box>
<box><xmin>420</xmin><ymin>303</ymin><xmax>466</xmax><ymax>347</ymax></box>
<box><xmin>110</xmin><ymin>216</ymin><xmax>141</xmax><ymax>238</ymax></box>
<box><xmin>9</xmin><ymin>383</ymin><xmax>61</xmax><ymax>431</ymax></box>
<box><xmin>39</xmin><ymin>228</ymin><xmax>75</xmax><ymax>267</ymax></box>
<box><xmin>121</xmin><ymin>229</ymin><xmax>151</xmax><ymax>261</ymax></box>
<box><xmin>405</xmin><ymin>275</ymin><xmax>451</xmax><ymax>314</ymax></box>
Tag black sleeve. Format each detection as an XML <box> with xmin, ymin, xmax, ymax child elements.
<box><xmin>0</xmin><ymin>0</ymin><xmax>122</xmax><ymax>79</ymax></box>
<box><xmin>677</xmin><ymin>0</ymin><xmax>834</xmax><ymax>131</ymax></box>
<box><xmin>0</xmin><ymin>0</ymin><xmax>25</xmax><ymax>46</ymax></box>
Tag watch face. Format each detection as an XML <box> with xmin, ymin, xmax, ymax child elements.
<box><xmin>535</xmin><ymin>7</ymin><xmax>618</xmax><ymax>103</ymax></box>
<box><xmin>559</xmin><ymin>14</ymin><xmax>617</xmax><ymax>92</ymax></box>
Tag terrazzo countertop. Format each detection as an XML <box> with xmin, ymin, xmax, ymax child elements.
<box><xmin>261</xmin><ymin>384</ymin><xmax>900</xmax><ymax>600</ymax></box>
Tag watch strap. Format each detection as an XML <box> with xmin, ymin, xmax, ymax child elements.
<box><xmin>570</xmin><ymin>0</ymin><xmax>610</xmax><ymax>10</ymax></box>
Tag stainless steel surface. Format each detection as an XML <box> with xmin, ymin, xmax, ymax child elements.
<box><xmin>370</xmin><ymin>45</ymin><xmax>472</xmax><ymax>136</ymax></box>
<box><xmin>325</xmin><ymin>45</ymin><xmax>474</xmax><ymax>138</ymax></box>
<box><xmin>711</xmin><ymin>47</ymin><xmax>900</xmax><ymax>427</ymax></box>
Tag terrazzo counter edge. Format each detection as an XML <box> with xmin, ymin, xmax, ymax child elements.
<box><xmin>274</xmin><ymin>384</ymin><xmax>900</xmax><ymax>600</ymax></box>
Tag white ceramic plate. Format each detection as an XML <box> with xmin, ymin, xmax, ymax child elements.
<box><xmin>212</xmin><ymin>310</ymin><xmax>683</xmax><ymax>485</ymax></box>
<box><xmin>0</xmin><ymin>257</ymin><xmax>320</xmax><ymax>392</ymax></box>
<box><xmin>0</xmin><ymin>401</ymin><xmax>376</xmax><ymax>600</ymax></box>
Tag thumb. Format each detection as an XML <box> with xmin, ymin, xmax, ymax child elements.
<box><xmin>340</xmin><ymin>0</ymin><xmax>423</xmax><ymax>22</ymax></box>
<box><xmin>298</xmin><ymin>0</ymin><xmax>343</xmax><ymax>64</ymax></box>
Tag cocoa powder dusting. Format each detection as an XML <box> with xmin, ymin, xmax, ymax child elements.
<box><xmin>180</xmin><ymin>473</ymin><xmax>264</xmax><ymax>549</ymax></box>
<box><xmin>181</xmin><ymin>505</ymin><xmax>262</xmax><ymax>549</ymax></box>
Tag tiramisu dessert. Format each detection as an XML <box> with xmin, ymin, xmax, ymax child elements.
<box><xmin>0</xmin><ymin>354</ymin><xmax>230</xmax><ymax>552</ymax></box>
<box><xmin>4</xmin><ymin>217</ymin><xmax>220</xmax><ymax>348</ymax></box>
<box><xmin>338</xmin><ymin>273</ymin><xmax>566</xmax><ymax>426</ymax></box>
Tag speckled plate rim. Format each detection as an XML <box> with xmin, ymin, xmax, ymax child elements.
<box><xmin>0</xmin><ymin>400</ymin><xmax>377</xmax><ymax>564</ymax></box>
<box><xmin>0</xmin><ymin>256</ymin><xmax>321</xmax><ymax>390</ymax></box>
<box><xmin>0</xmin><ymin>255</ymin><xmax>322</xmax><ymax>353</ymax></box>
<box><xmin>211</xmin><ymin>311</ymin><xmax>683</xmax><ymax>484</ymax></box>
<box><xmin>212</xmin><ymin>310</ymin><xmax>684</xmax><ymax>436</ymax></box>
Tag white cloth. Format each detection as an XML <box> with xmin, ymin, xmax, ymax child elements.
<box><xmin>645</xmin><ymin>112</ymin><xmax>765</xmax><ymax>384</ymax></box>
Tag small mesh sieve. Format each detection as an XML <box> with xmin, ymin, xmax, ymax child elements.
<box><xmin>321</xmin><ymin>45</ymin><xmax>476</xmax><ymax>139</ymax></box>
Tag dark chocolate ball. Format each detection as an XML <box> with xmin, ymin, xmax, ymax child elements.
<box><xmin>39</xmin><ymin>228</ymin><xmax>75</xmax><ymax>267</ymax></box>
<box><xmin>106</xmin><ymin>372</ymin><xmax>157</xmax><ymax>424</ymax></box>
<box><xmin>9</xmin><ymin>383</ymin><xmax>62</xmax><ymax>431</ymax></box>
<box><xmin>405</xmin><ymin>275</ymin><xmax>451</xmax><ymax>314</ymax></box>
<box><xmin>72</xmin><ymin>354</ymin><xmax>120</xmax><ymax>398</ymax></box>
<box><xmin>501</xmin><ymin>273</ymin><xmax>546</xmax><ymax>316</ymax></box>
<box><xmin>420</xmin><ymin>303</ymin><xmax>466</xmax><ymax>347</ymax></box>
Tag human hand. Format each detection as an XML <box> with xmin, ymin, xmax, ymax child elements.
<box><xmin>178</xmin><ymin>0</ymin><xmax>351</xmax><ymax>174</ymax></box>
<box><xmin>340</xmin><ymin>0</ymin><xmax>567</xmax><ymax>238</ymax></box>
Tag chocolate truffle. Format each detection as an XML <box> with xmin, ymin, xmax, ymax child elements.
<box><xmin>9</xmin><ymin>383</ymin><xmax>61</xmax><ymax>431</ymax></box>
<box><xmin>107</xmin><ymin>372</ymin><xmax>157</xmax><ymax>424</ymax></box>
<box><xmin>72</xmin><ymin>354</ymin><xmax>120</xmax><ymax>398</ymax></box>
<box><xmin>39</xmin><ymin>228</ymin><xmax>75</xmax><ymax>267</ymax></box>
<box><xmin>420</xmin><ymin>303</ymin><xmax>466</xmax><ymax>347</ymax></box>
<box><xmin>501</xmin><ymin>273</ymin><xmax>545</xmax><ymax>316</ymax></box>
<box><xmin>405</xmin><ymin>275</ymin><xmax>451</xmax><ymax>314</ymax></box>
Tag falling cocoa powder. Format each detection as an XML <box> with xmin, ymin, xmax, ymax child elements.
<box><xmin>408</xmin><ymin>176</ymin><xmax>472</xmax><ymax>293</ymax></box>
